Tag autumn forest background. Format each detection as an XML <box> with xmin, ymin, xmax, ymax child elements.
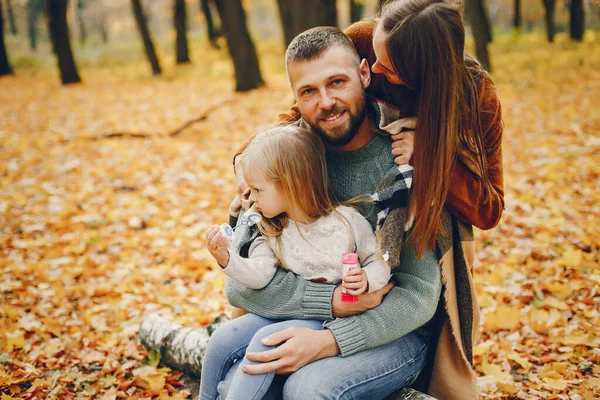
<box><xmin>1</xmin><ymin>0</ymin><xmax>599</xmax><ymax>399</ymax></box>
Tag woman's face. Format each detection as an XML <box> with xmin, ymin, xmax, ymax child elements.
<box><xmin>372</xmin><ymin>25</ymin><xmax>404</xmax><ymax>86</ymax></box>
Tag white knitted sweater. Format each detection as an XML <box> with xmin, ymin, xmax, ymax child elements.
<box><xmin>223</xmin><ymin>206</ymin><xmax>390</xmax><ymax>292</ymax></box>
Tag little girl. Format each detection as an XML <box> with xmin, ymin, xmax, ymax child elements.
<box><xmin>199</xmin><ymin>125</ymin><xmax>391</xmax><ymax>400</ymax></box>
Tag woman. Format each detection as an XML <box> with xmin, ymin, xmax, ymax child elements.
<box><xmin>352</xmin><ymin>0</ymin><xmax>504</xmax><ymax>248</ymax></box>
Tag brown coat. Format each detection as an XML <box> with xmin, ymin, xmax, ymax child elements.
<box><xmin>276</xmin><ymin>20</ymin><xmax>505</xmax><ymax>232</ymax></box>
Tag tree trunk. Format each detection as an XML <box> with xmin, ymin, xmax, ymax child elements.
<box><xmin>28</xmin><ymin>0</ymin><xmax>42</xmax><ymax>50</ymax></box>
<box><xmin>6</xmin><ymin>0</ymin><xmax>17</xmax><ymax>35</ymax></box>
<box><xmin>542</xmin><ymin>0</ymin><xmax>556</xmax><ymax>43</ymax></box>
<box><xmin>513</xmin><ymin>0</ymin><xmax>521</xmax><ymax>31</ymax></box>
<box><xmin>200</xmin><ymin>0</ymin><xmax>220</xmax><ymax>48</ymax></box>
<box><xmin>131</xmin><ymin>0</ymin><xmax>161</xmax><ymax>75</ymax></box>
<box><xmin>214</xmin><ymin>0</ymin><xmax>264</xmax><ymax>92</ymax></box>
<box><xmin>76</xmin><ymin>0</ymin><xmax>86</xmax><ymax>47</ymax></box>
<box><xmin>464</xmin><ymin>0</ymin><xmax>492</xmax><ymax>72</ymax></box>
<box><xmin>276</xmin><ymin>0</ymin><xmax>337</xmax><ymax>47</ymax></box>
<box><xmin>98</xmin><ymin>6</ymin><xmax>108</xmax><ymax>44</ymax></box>
<box><xmin>45</xmin><ymin>0</ymin><xmax>81</xmax><ymax>84</ymax></box>
<box><xmin>174</xmin><ymin>0</ymin><xmax>190</xmax><ymax>64</ymax></box>
<box><xmin>350</xmin><ymin>0</ymin><xmax>364</xmax><ymax>23</ymax></box>
<box><xmin>0</xmin><ymin>0</ymin><xmax>13</xmax><ymax>76</ymax></box>
<box><xmin>569</xmin><ymin>0</ymin><xmax>584</xmax><ymax>41</ymax></box>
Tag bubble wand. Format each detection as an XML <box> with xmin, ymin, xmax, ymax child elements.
<box><xmin>219</xmin><ymin>210</ymin><xmax>263</xmax><ymax>241</ymax></box>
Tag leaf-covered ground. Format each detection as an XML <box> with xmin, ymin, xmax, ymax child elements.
<box><xmin>1</xmin><ymin>33</ymin><xmax>599</xmax><ymax>399</ymax></box>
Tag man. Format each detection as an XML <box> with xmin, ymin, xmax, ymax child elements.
<box><xmin>219</xmin><ymin>27</ymin><xmax>442</xmax><ymax>399</ymax></box>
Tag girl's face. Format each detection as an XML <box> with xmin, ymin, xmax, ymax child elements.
<box><xmin>245</xmin><ymin>172</ymin><xmax>288</xmax><ymax>219</ymax></box>
<box><xmin>372</xmin><ymin>25</ymin><xmax>404</xmax><ymax>86</ymax></box>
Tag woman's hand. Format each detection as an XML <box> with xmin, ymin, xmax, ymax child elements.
<box><xmin>391</xmin><ymin>130</ymin><xmax>415</xmax><ymax>165</ymax></box>
<box><xmin>342</xmin><ymin>267</ymin><xmax>368</xmax><ymax>296</ymax></box>
<box><xmin>332</xmin><ymin>282</ymin><xmax>394</xmax><ymax>318</ymax></box>
<box><xmin>205</xmin><ymin>225</ymin><xmax>231</xmax><ymax>268</ymax></box>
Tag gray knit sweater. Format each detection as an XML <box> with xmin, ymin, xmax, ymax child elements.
<box><xmin>225</xmin><ymin>104</ymin><xmax>442</xmax><ymax>357</ymax></box>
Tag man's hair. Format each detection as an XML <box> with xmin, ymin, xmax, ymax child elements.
<box><xmin>285</xmin><ymin>26</ymin><xmax>360</xmax><ymax>68</ymax></box>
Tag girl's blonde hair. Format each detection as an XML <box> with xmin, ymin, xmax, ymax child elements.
<box><xmin>238</xmin><ymin>125</ymin><xmax>341</xmax><ymax>241</ymax></box>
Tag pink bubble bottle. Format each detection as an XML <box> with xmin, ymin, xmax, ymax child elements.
<box><xmin>341</xmin><ymin>252</ymin><xmax>360</xmax><ymax>303</ymax></box>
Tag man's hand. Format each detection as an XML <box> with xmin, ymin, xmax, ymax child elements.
<box><xmin>391</xmin><ymin>130</ymin><xmax>415</xmax><ymax>165</ymax></box>
<box><xmin>332</xmin><ymin>282</ymin><xmax>394</xmax><ymax>318</ymax></box>
<box><xmin>243</xmin><ymin>328</ymin><xmax>338</xmax><ymax>375</ymax></box>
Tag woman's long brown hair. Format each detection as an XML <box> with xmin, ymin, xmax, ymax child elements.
<box><xmin>380</xmin><ymin>0</ymin><xmax>494</xmax><ymax>256</ymax></box>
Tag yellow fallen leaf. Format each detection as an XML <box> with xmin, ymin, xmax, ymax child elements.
<box><xmin>507</xmin><ymin>352</ymin><xmax>532</xmax><ymax>370</ymax></box>
<box><xmin>484</xmin><ymin>305</ymin><xmax>521</xmax><ymax>331</ymax></box>
<box><xmin>5</xmin><ymin>331</ymin><xmax>26</xmax><ymax>352</ymax></box>
<box><xmin>557</xmin><ymin>249</ymin><xmax>582</xmax><ymax>267</ymax></box>
<box><xmin>541</xmin><ymin>376</ymin><xmax>567</xmax><ymax>391</ymax></box>
<box><xmin>134</xmin><ymin>374</ymin><xmax>165</xmax><ymax>391</ymax></box>
<box><xmin>481</xmin><ymin>358</ymin><xmax>513</xmax><ymax>383</ymax></box>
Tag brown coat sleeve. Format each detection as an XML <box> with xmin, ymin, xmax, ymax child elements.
<box><xmin>446</xmin><ymin>78</ymin><xmax>505</xmax><ymax>229</ymax></box>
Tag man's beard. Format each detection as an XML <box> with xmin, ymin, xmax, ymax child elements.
<box><xmin>310</xmin><ymin>99</ymin><xmax>367</xmax><ymax>147</ymax></box>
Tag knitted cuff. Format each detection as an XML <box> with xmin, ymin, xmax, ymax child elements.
<box><xmin>323</xmin><ymin>317</ymin><xmax>367</xmax><ymax>357</ymax></box>
<box><xmin>302</xmin><ymin>283</ymin><xmax>335</xmax><ymax>320</ymax></box>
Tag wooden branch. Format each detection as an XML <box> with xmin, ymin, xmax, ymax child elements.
<box><xmin>90</xmin><ymin>98</ymin><xmax>234</xmax><ymax>141</ymax></box>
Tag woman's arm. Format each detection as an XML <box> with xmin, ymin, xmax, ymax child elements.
<box><xmin>323</xmin><ymin>244</ymin><xmax>442</xmax><ymax>356</ymax></box>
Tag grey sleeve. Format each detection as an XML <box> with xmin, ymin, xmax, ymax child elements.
<box><xmin>323</xmin><ymin>245</ymin><xmax>442</xmax><ymax>356</ymax></box>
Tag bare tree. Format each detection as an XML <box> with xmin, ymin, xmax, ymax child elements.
<box><xmin>214</xmin><ymin>0</ymin><xmax>263</xmax><ymax>92</ymax></box>
<box><xmin>276</xmin><ymin>0</ymin><xmax>337</xmax><ymax>47</ymax></box>
<box><xmin>200</xmin><ymin>0</ymin><xmax>220</xmax><ymax>48</ymax></box>
<box><xmin>350</xmin><ymin>0</ymin><xmax>364</xmax><ymax>23</ymax></box>
<box><xmin>28</xmin><ymin>0</ymin><xmax>43</xmax><ymax>50</ymax></box>
<box><xmin>6</xmin><ymin>0</ymin><xmax>17</xmax><ymax>35</ymax></box>
<box><xmin>45</xmin><ymin>0</ymin><xmax>81</xmax><ymax>84</ymax></box>
<box><xmin>0</xmin><ymin>0</ymin><xmax>13</xmax><ymax>76</ymax></box>
<box><xmin>569</xmin><ymin>0</ymin><xmax>585</xmax><ymax>41</ymax></box>
<box><xmin>131</xmin><ymin>0</ymin><xmax>161</xmax><ymax>75</ymax></box>
<box><xmin>513</xmin><ymin>0</ymin><xmax>521</xmax><ymax>31</ymax></box>
<box><xmin>464</xmin><ymin>0</ymin><xmax>492</xmax><ymax>72</ymax></box>
<box><xmin>76</xmin><ymin>0</ymin><xmax>86</xmax><ymax>46</ymax></box>
<box><xmin>174</xmin><ymin>0</ymin><xmax>190</xmax><ymax>63</ymax></box>
<box><xmin>541</xmin><ymin>0</ymin><xmax>556</xmax><ymax>42</ymax></box>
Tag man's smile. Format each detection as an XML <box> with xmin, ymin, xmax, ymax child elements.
<box><xmin>321</xmin><ymin>111</ymin><xmax>346</xmax><ymax>124</ymax></box>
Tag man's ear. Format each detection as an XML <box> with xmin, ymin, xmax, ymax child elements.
<box><xmin>359</xmin><ymin>58</ymin><xmax>371</xmax><ymax>89</ymax></box>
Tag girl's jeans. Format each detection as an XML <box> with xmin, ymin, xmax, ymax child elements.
<box><xmin>199</xmin><ymin>313</ymin><xmax>323</xmax><ymax>400</ymax></box>
<box><xmin>200</xmin><ymin>313</ymin><xmax>428</xmax><ymax>400</ymax></box>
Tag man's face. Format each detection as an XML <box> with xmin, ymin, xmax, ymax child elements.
<box><xmin>288</xmin><ymin>45</ymin><xmax>371</xmax><ymax>147</ymax></box>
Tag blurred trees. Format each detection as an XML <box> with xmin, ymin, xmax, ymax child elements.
<box><xmin>131</xmin><ymin>0</ymin><xmax>162</xmax><ymax>75</ymax></box>
<box><xmin>570</xmin><ymin>0</ymin><xmax>585</xmax><ymax>40</ymax></box>
<box><xmin>200</xmin><ymin>0</ymin><xmax>221</xmax><ymax>48</ymax></box>
<box><xmin>513</xmin><ymin>0</ymin><xmax>521</xmax><ymax>31</ymax></box>
<box><xmin>542</xmin><ymin>0</ymin><xmax>557</xmax><ymax>42</ymax></box>
<box><xmin>276</xmin><ymin>0</ymin><xmax>337</xmax><ymax>47</ymax></box>
<box><xmin>45</xmin><ymin>0</ymin><xmax>80</xmax><ymax>84</ymax></box>
<box><xmin>6</xmin><ymin>0</ymin><xmax>18</xmax><ymax>35</ymax></box>
<box><xmin>28</xmin><ymin>0</ymin><xmax>43</xmax><ymax>50</ymax></box>
<box><xmin>214</xmin><ymin>0</ymin><xmax>263</xmax><ymax>91</ymax></box>
<box><xmin>465</xmin><ymin>0</ymin><xmax>493</xmax><ymax>71</ymax></box>
<box><xmin>76</xmin><ymin>0</ymin><xmax>86</xmax><ymax>46</ymax></box>
<box><xmin>174</xmin><ymin>0</ymin><xmax>190</xmax><ymax>63</ymax></box>
<box><xmin>350</xmin><ymin>0</ymin><xmax>365</xmax><ymax>23</ymax></box>
<box><xmin>0</xmin><ymin>0</ymin><xmax>13</xmax><ymax>75</ymax></box>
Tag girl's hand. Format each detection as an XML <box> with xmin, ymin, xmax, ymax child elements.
<box><xmin>342</xmin><ymin>267</ymin><xmax>368</xmax><ymax>296</ymax></box>
<box><xmin>391</xmin><ymin>130</ymin><xmax>415</xmax><ymax>165</ymax></box>
<box><xmin>206</xmin><ymin>225</ymin><xmax>231</xmax><ymax>268</ymax></box>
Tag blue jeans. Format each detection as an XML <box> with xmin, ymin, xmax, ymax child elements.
<box><xmin>199</xmin><ymin>313</ymin><xmax>324</xmax><ymax>400</ymax></box>
<box><xmin>215</xmin><ymin>317</ymin><xmax>428</xmax><ymax>400</ymax></box>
